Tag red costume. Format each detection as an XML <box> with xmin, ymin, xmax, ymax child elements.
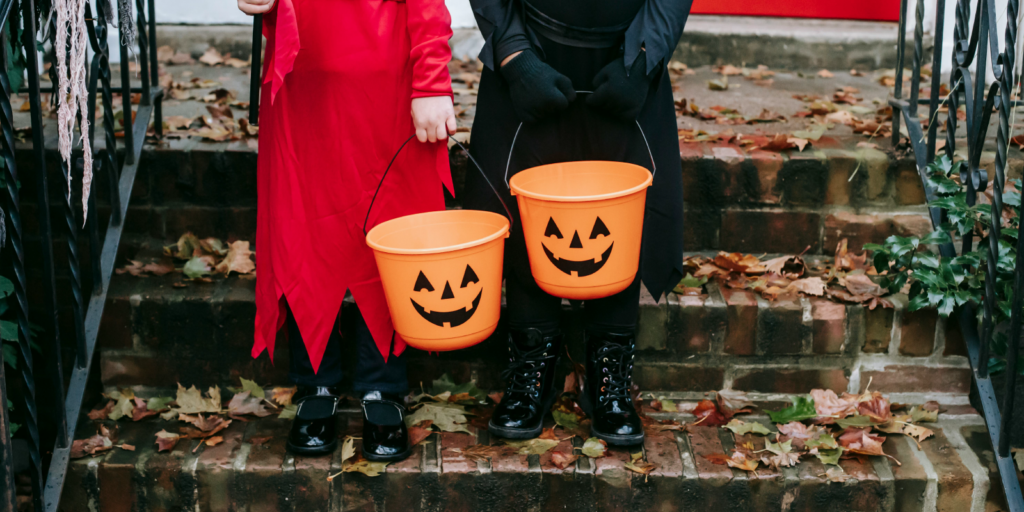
<box><xmin>251</xmin><ymin>0</ymin><xmax>454</xmax><ymax>372</ymax></box>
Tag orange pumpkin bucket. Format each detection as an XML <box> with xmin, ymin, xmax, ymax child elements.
<box><xmin>365</xmin><ymin>138</ymin><xmax>511</xmax><ymax>352</ymax></box>
<box><xmin>509</xmin><ymin>161</ymin><xmax>652</xmax><ymax>300</ymax></box>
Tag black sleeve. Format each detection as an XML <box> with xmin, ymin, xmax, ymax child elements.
<box><xmin>623</xmin><ymin>0</ymin><xmax>693</xmax><ymax>76</ymax></box>
<box><xmin>470</xmin><ymin>0</ymin><xmax>534</xmax><ymax>70</ymax></box>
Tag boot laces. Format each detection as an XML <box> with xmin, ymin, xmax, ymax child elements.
<box><xmin>501</xmin><ymin>341</ymin><xmax>555</xmax><ymax>399</ymax></box>
<box><xmin>596</xmin><ymin>342</ymin><xmax>635</xmax><ymax>403</ymax></box>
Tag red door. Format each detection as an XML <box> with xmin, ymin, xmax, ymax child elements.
<box><xmin>690</xmin><ymin>0</ymin><xmax>900</xmax><ymax>22</ymax></box>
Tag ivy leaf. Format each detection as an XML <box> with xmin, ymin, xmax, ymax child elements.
<box><xmin>429</xmin><ymin>373</ymin><xmax>485</xmax><ymax>401</ymax></box>
<box><xmin>724</xmin><ymin>419</ymin><xmax>770</xmax><ymax>436</ymax></box>
<box><xmin>0</xmin><ymin>276</ymin><xmax>13</xmax><ymax>298</ymax></box>
<box><xmin>767</xmin><ymin>395</ymin><xmax>817</xmax><ymax>424</ymax></box>
<box><xmin>2</xmin><ymin>342</ymin><xmax>16</xmax><ymax>369</ymax></box>
<box><xmin>0</xmin><ymin>321</ymin><xmax>17</xmax><ymax>342</ymax></box>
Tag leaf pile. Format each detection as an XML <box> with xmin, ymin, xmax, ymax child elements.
<box><xmin>115</xmin><ymin>232</ymin><xmax>257</xmax><ymax>282</ymax></box>
<box><xmin>701</xmin><ymin>388</ymin><xmax>940</xmax><ymax>477</ymax></box>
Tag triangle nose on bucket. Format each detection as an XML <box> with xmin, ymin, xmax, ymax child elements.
<box><xmin>570</xmin><ymin>231</ymin><xmax>583</xmax><ymax>249</ymax></box>
<box><xmin>441</xmin><ymin>282</ymin><xmax>455</xmax><ymax>300</ymax></box>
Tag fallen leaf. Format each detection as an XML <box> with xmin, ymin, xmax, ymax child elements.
<box><xmin>816</xmin><ymin>448</ymin><xmax>844</xmax><ymax>466</ymax></box>
<box><xmin>132</xmin><ymin>397</ymin><xmax>160</xmax><ymax>421</ymax></box>
<box><xmin>204</xmin><ymin>436</ymin><xmax>224</xmax><ymax>447</ymax></box>
<box><xmin>806</xmin><ymin>431</ymin><xmax>839</xmax><ymax>451</ymax></box>
<box><xmin>857</xmin><ymin>392</ymin><xmax>892</xmax><ymax>424</ymax></box>
<box><xmin>818</xmin><ymin>69</ymin><xmax>835</xmax><ymax>78</ymax></box>
<box><xmin>179</xmin><ymin>414</ymin><xmax>231</xmax><ymax>436</ymax></box>
<box><xmin>726</xmin><ymin>450</ymin><xmax>759</xmax><ymax>471</ymax></box>
<box><xmin>183</xmin><ymin>256</ymin><xmax>215</xmax><ymax>279</ymax></box>
<box><xmin>405</xmin><ymin>402</ymin><xmax>471</xmax><ymax>434</ymax></box>
<box><xmin>903</xmin><ymin>423</ymin><xmax>934</xmax><ymax>443</ymax></box>
<box><xmin>539</xmin><ymin>428</ymin><xmax>559</xmax><ymax>441</ymax></box>
<box><xmin>716</xmin><ymin>389</ymin><xmax>756</xmax><ymax>417</ymax></box>
<box><xmin>581</xmin><ymin>437</ymin><xmax>608</xmax><ymax>458</ymax></box>
<box><xmin>776</xmin><ymin>421</ymin><xmax>813</xmax><ymax>440</ymax></box>
<box><xmin>119</xmin><ymin>444</ymin><xmax>136</xmax><ymax>451</ymax></box>
<box><xmin>692</xmin><ymin>399</ymin><xmax>729</xmax><ymax>427</ymax></box>
<box><xmin>767</xmin><ymin>395</ymin><xmax>817</xmax><ymax>424</ymax></box>
<box><xmin>227</xmin><ymin>391</ymin><xmax>273</xmax><ymax>417</ymax></box>
<box><xmin>551</xmin><ymin>451</ymin><xmax>579</xmax><ymax>469</ymax></box>
<box><xmin>199</xmin><ymin>47</ymin><xmax>224</xmax><ymax>66</ymax></box>
<box><xmin>429</xmin><ymin>373</ymin><xmax>486</xmax><ymax>401</ymax></box>
<box><xmin>702</xmin><ymin>453</ymin><xmax>732</xmax><ymax>465</ymax></box>
<box><xmin>408</xmin><ymin>426</ymin><xmax>432</xmax><ymax>447</ymax></box>
<box><xmin>786</xmin><ymin>277</ymin><xmax>825</xmax><ymax>296</ymax></box>
<box><xmin>173</xmin><ymin>384</ymin><xmax>222</xmax><ymax>414</ymax></box>
<box><xmin>909</xmin><ymin>405</ymin><xmax>938</xmax><ymax>423</ymax></box>
<box><xmin>503</xmin><ymin>438</ymin><xmax>559</xmax><ymax>455</ymax></box>
<box><xmin>70</xmin><ymin>431</ymin><xmax>114</xmax><ymax>459</ymax></box>
<box><xmin>155</xmin><ymin>430</ymin><xmax>181</xmax><ymax>452</ymax></box>
<box><xmin>714</xmin><ymin>64</ymin><xmax>743</xmax><ymax>76</ymax></box>
<box><xmin>88</xmin><ymin>401</ymin><xmax>115</xmax><ymax>420</ymax></box>
<box><xmin>488</xmin><ymin>391</ymin><xmax>504</xmax><ymax>404</ymax></box>
<box><xmin>341</xmin><ymin>437</ymin><xmax>357</xmax><ymax>464</ymax></box>
<box><xmin>708</xmin><ymin>77</ymin><xmax>729</xmax><ymax>91</ymax></box>
<box><xmin>272</xmin><ymin>387</ymin><xmax>297</xmax><ymax>407</ymax></box>
<box><xmin>725</xmin><ymin>419</ymin><xmax>770</xmax><ymax>436</ymax></box>
<box><xmin>810</xmin><ymin>389</ymin><xmax>859</xmax><ymax>419</ymax></box>
<box><xmin>837</xmin><ymin>427</ymin><xmax>889</xmax><ymax>459</ymax></box>
<box><xmin>625</xmin><ymin>459</ymin><xmax>657</xmax><ymax>475</ymax></box>
<box><xmin>278</xmin><ymin>404</ymin><xmax>297</xmax><ymax>420</ymax></box>
<box><xmin>344</xmin><ymin>457</ymin><xmax>389</xmax><ymax>477</ymax></box>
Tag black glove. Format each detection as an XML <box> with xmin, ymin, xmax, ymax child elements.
<box><xmin>500</xmin><ymin>49</ymin><xmax>576</xmax><ymax>124</ymax></box>
<box><xmin>587</xmin><ymin>54</ymin><xmax>653</xmax><ymax>122</ymax></box>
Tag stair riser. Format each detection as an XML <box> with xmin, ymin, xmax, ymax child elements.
<box><xmin>98</xmin><ymin>276</ymin><xmax>971</xmax><ymax>395</ymax></box>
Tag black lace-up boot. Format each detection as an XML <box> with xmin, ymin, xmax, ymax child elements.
<box><xmin>585</xmin><ymin>331</ymin><xmax>643</xmax><ymax>446</ymax></box>
<box><xmin>286</xmin><ymin>386</ymin><xmax>341</xmax><ymax>455</ymax></box>
<box><xmin>488</xmin><ymin>328</ymin><xmax>563</xmax><ymax>439</ymax></box>
<box><xmin>361</xmin><ymin>391</ymin><xmax>411</xmax><ymax>461</ymax></box>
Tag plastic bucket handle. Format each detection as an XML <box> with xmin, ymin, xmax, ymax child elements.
<box><xmin>503</xmin><ymin>90</ymin><xmax>657</xmax><ymax>188</ymax></box>
<box><xmin>362</xmin><ymin>135</ymin><xmax>514</xmax><ymax>235</ymax></box>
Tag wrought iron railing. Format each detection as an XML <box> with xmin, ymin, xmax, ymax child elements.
<box><xmin>0</xmin><ymin>0</ymin><xmax>162</xmax><ymax>509</ymax></box>
<box><xmin>893</xmin><ymin>0</ymin><xmax>1024</xmax><ymax>508</ymax></box>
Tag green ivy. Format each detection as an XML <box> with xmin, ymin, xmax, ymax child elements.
<box><xmin>864</xmin><ymin>155</ymin><xmax>1022</xmax><ymax>373</ymax></box>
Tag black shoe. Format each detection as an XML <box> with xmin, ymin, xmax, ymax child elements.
<box><xmin>361</xmin><ymin>391</ymin><xmax>412</xmax><ymax>462</ymax></box>
<box><xmin>585</xmin><ymin>331</ymin><xmax>643</xmax><ymax>446</ymax></box>
<box><xmin>286</xmin><ymin>386</ymin><xmax>340</xmax><ymax>455</ymax></box>
<box><xmin>489</xmin><ymin>328</ymin><xmax>563</xmax><ymax>439</ymax></box>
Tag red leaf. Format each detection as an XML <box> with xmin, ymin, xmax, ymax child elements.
<box><xmin>693</xmin><ymin>400</ymin><xmax>729</xmax><ymax>427</ymax></box>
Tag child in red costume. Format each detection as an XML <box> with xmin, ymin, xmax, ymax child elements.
<box><xmin>239</xmin><ymin>0</ymin><xmax>456</xmax><ymax>459</ymax></box>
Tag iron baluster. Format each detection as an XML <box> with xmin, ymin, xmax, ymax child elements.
<box><xmin>909</xmin><ymin>0</ymin><xmax>924</xmax><ymax>118</ymax></box>
<box><xmin>926</xmin><ymin>0</ymin><xmax>946</xmax><ymax>161</ymax></box>
<box><xmin>118</xmin><ymin>0</ymin><xmax>134</xmax><ymax>164</ymax></box>
<box><xmin>893</xmin><ymin>0</ymin><xmax>908</xmax><ymax>146</ymax></box>
<box><xmin>86</xmin><ymin>53</ymin><xmax>103</xmax><ymax>291</ymax></box>
<box><xmin>0</xmin><ymin>356</ymin><xmax>13</xmax><ymax>512</ymax></box>
<box><xmin>87</xmin><ymin>0</ymin><xmax>121</xmax><ymax>226</ymax></box>
<box><xmin>134</xmin><ymin>0</ymin><xmax>151</xmax><ymax>105</ymax></box>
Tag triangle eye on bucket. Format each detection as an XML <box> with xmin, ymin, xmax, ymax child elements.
<box><xmin>589</xmin><ymin>217</ymin><xmax>610</xmax><ymax>239</ymax></box>
<box><xmin>460</xmin><ymin>264</ymin><xmax>479</xmax><ymax>288</ymax></box>
<box><xmin>544</xmin><ymin>217</ymin><xmax>563</xmax><ymax>239</ymax></box>
<box><xmin>414</xmin><ymin>271</ymin><xmax>434</xmax><ymax>292</ymax></box>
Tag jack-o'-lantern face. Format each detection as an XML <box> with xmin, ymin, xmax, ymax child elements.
<box><xmin>540</xmin><ymin>216</ymin><xmax>613</xmax><ymax>277</ymax></box>
<box><xmin>409</xmin><ymin>264</ymin><xmax>482</xmax><ymax>327</ymax></box>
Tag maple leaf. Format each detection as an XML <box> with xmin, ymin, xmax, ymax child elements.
<box><xmin>910</xmin><ymin>404</ymin><xmax>939</xmax><ymax>423</ymax></box>
<box><xmin>725</xmin><ymin>419</ymin><xmax>770</xmax><ymax>436</ymax></box>
<box><xmin>173</xmin><ymin>384</ymin><xmax>222</xmax><ymax>414</ymax></box>
<box><xmin>776</xmin><ymin>421</ymin><xmax>812</xmax><ymax>439</ymax></box>
<box><xmin>271</xmin><ymin>387</ymin><xmax>297</xmax><ymax>407</ymax></box>
<box><xmin>551</xmin><ymin>451</ymin><xmax>579</xmax><ymax>469</ymax></box>
<box><xmin>132</xmin><ymin>397</ymin><xmax>160</xmax><ymax>421</ymax></box>
<box><xmin>806</xmin><ymin>431</ymin><xmax>839</xmax><ymax>451</ymax></box>
<box><xmin>405</xmin><ymin>402</ymin><xmax>471</xmax><ymax>434</ymax></box>
<box><xmin>726</xmin><ymin>450</ymin><xmax>759</xmax><ymax>472</ymax></box>
<box><xmin>215</xmin><ymin>241</ymin><xmax>256</xmax><ymax>276</ymax></box>
<box><xmin>837</xmin><ymin>427</ymin><xmax>891</xmax><ymax>461</ymax></box>
<box><xmin>692</xmin><ymin>399</ymin><xmax>729</xmax><ymax>427</ymax></box>
<box><xmin>227</xmin><ymin>391</ymin><xmax>273</xmax><ymax>417</ymax></box>
<box><xmin>70</xmin><ymin>430</ymin><xmax>114</xmax><ymax>459</ymax></box>
<box><xmin>581</xmin><ymin>437</ymin><xmax>608</xmax><ymax>458</ymax></box>
<box><xmin>179</xmin><ymin>414</ymin><xmax>231</xmax><ymax>437</ymax></box>
<box><xmin>810</xmin><ymin>389</ymin><xmax>858</xmax><ymax>419</ymax></box>
<box><xmin>155</xmin><ymin>430</ymin><xmax>181</xmax><ymax>452</ymax></box>
<box><xmin>625</xmin><ymin>460</ymin><xmax>657</xmax><ymax>475</ymax></box>
<box><xmin>88</xmin><ymin>401</ymin><xmax>115</xmax><ymax>420</ymax></box>
<box><xmin>716</xmin><ymin>389</ymin><xmax>755</xmax><ymax>417</ymax></box>
<box><xmin>786</xmin><ymin>277</ymin><xmax>825</xmax><ymax>296</ymax></box>
<box><xmin>165</xmin><ymin>233</ymin><xmax>202</xmax><ymax>260</ymax></box>
<box><xmin>714</xmin><ymin>252</ymin><xmax>766</xmax><ymax>274</ymax></box>
<box><xmin>344</xmin><ymin>457</ymin><xmax>389</xmax><ymax>477</ymax></box>
<box><xmin>816</xmin><ymin>448</ymin><xmax>843</xmax><ymax>466</ymax></box>
<box><xmin>503</xmin><ymin>438</ymin><xmax>559</xmax><ymax>455</ymax></box>
<box><xmin>238</xmin><ymin>378</ymin><xmax>265</xmax><ymax>399</ymax></box>
<box><xmin>702</xmin><ymin>453</ymin><xmax>731</xmax><ymax>465</ymax></box>
<box><xmin>408</xmin><ymin>426</ymin><xmax>432</xmax><ymax>447</ymax></box>
<box><xmin>903</xmin><ymin>424</ymin><xmax>934</xmax><ymax>444</ymax></box>
<box><xmin>762</xmin><ymin>255</ymin><xmax>806</xmax><ymax>279</ymax></box>
<box><xmin>857</xmin><ymin>392</ymin><xmax>892</xmax><ymax>424</ymax></box>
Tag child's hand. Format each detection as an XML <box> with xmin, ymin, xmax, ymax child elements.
<box><xmin>238</xmin><ymin>0</ymin><xmax>274</xmax><ymax>15</ymax></box>
<box><xmin>411</xmin><ymin>96</ymin><xmax>457</xmax><ymax>143</ymax></box>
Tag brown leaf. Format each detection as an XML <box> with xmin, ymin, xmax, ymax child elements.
<box><xmin>716</xmin><ymin>389</ymin><xmax>756</xmax><ymax>417</ymax></box>
<box><xmin>488</xmin><ymin>391</ymin><xmax>504</xmax><ymax>404</ymax></box>
<box><xmin>811</xmin><ymin>389</ymin><xmax>859</xmax><ymax>419</ymax></box>
<box><xmin>539</xmin><ymin>427</ymin><xmax>559</xmax><ymax>440</ymax></box>
<box><xmin>692</xmin><ymin>399</ymin><xmax>729</xmax><ymax>427</ymax></box>
<box><xmin>179</xmin><ymin>414</ymin><xmax>231</xmax><ymax>435</ymax></box>
<box><xmin>726</xmin><ymin>450</ymin><xmax>759</xmax><ymax>471</ymax></box>
<box><xmin>762</xmin><ymin>255</ymin><xmax>806</xmax><ymax>279</ymax></box>
<box><xmin>249</xmin><ymin>436</ymin><xmax>272</xmax><ymax>446</ymax></box>
<box><xmin>205</xmin><ymin>436</ymin><xmax>224</xmax><ymax>447</ymax></box>
<box><xmin>844</xmin><ymin>274</ymin><xmax>884</xmax><ymax>296</ymax></box>
<box><xmin>119</xmin><ymin>444</ymin><xmax>136</xmax><ymax>451</ymax></box>
<box><xmin>776</xmin><ymin>421</ymin><xmax>813</xmax><ymax>439</ymax></box>
<box><xmin>702</xmin><ymin>453</ymin><xmax>732</xmax><ymax>465</ymax></box>
<box><xmin>131</xmin><ymin>397</ymin><xmax>160</xmax><ymax>421</ymax></box>
<box><xmin>857</xmin><ymin>392</ymin><xmax>892</xmax><ymax>424</ymax></box>
<box><xmin>227</xmin><ymin>391</ymin><xmax>272</xmax><ymax>417</ymax></box>
<box><xmin>714</xmin><ymin>64</ymin><xmax>744</xmax><ymax>76</ymax></box>
<box><xmin>155</xmin><ymin>430</ymin><xmax>181</xmax><ymax>452</ymax></box>
<box><xmin>903</xmin><ymin>423</ymin><xmax>934</xmax><ymax>443</ymax></box>
<box><xmin>625</xmin><ymin>459</ymin><xmax>658</xmax><ymax>475</ymax></box>
<box><xmin>199</xmin><ymin>47</ymin><xmax>224</xmax><ymax>66</ymax></box>
<box><xmin>70</xmin><ymin>432</ymin><xmax>114</xmax><ymax>459</ymax></box>
<box><xmin>215</xmin><ymin>241</ymin><xmax>256</xmax><ymax>276</ymax></box>
<box><xmin>271</xmin><ymin>387</ymin><xmax>297</xmax><ymax>407</ymax></box>
<box><xmin>408</xmin><ymin>426</ymin><xmax>432</xmax><ymax>447</ymax></box>
<box><xmin>224</xmin><ymin>57</ymin><xmax>249</xmax><ymax>68</ymax></box>
<box><xmin>786</xmin><ymin>277</ymin><xmax>825</xmax><ymax>296</ymax></box>
<box><xmin>817</xmin><ymin>69</ymin><xmax>835</xmax><ymax>78</ymax></box>
<box><xmin>88</xmin><ymin>401</ymin><xmax>116</xmax><ymax>420</ymax></box>
<box><xmin>550</xmin><ymin>451</ymin><xmax>579</xmax><ymax>469</ymax></box>
<box><xmin>837</xmin><ymin>427</ymin><xmax>893</xmax><ymax>461</ymax></box>
<box><xmin>714</xmin><ymin>252</ymin><xmax>766</xmax><ymax>274</ymax></box>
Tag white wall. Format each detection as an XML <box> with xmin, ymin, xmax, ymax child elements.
<box><xmin>153</xmin><ymin>0</ymin><xmax>478</xmax><ymax>27</ymax></box>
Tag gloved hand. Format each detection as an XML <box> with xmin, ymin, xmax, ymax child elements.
<box><xmin>587</xmin><ymin>54</ymin><xmax>653</xmax><ymax>122</ymax></box>
<box><xmin>500</xmin><ymin>49</ymin><xmax>576</xmax><ymax>124</ymax></box>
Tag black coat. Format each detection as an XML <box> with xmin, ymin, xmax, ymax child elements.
<box><xmin>463</xmin><ymin>0</ymin><xmax>692</xmax><ymax>301</ymax></box>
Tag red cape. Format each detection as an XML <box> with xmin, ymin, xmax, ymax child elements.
<box><xmin>252</xmin><ymin>0</ymin><xmax>454</xmax><ymax>372</ymax></box>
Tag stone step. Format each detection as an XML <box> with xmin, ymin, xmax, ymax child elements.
<box><xmin>59</xmin><ymin>405</ymin><xmax>1009</xmax><ymax>512</ymax></box>
<box><xmin>97</xmin><ymin>246</ymin><xmax>972</xmax><ymax>399</ymax></box>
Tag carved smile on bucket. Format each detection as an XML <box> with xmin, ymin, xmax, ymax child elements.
<box><xmin>409</xmin><ymin>265</ymin><xmax>482</xmax><ymax>327</ymax></box>
<box><xmin>540</xmin><ymin>216</ymin><xmax>613</xmax><ymax>277</ymax></box>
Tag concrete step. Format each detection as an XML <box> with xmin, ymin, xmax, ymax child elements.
<box><xmin>97</xmin><ymin>243</ymin><xmax>972</xmax><ymax>400</ymax></box>
<box><xmin>59</xmin><ymin>403</ymin><xmax>1008</xmax><ymax>512</ymax></box>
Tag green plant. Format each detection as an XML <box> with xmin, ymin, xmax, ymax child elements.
<box><xmin>865</xmin><ymin>155</ymin><xmax>1022</xmax><ymax>373</ymax></box>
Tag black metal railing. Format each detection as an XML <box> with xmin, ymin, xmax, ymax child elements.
<box><xmin>0</xmin><ymin>0</ymin><xmax>162</xmax><ymax>509</ymax></box>
<box><xmin>893</xmin><ymin>0</ymin><xmax>1024</xmax><ymax>508</ymax></box>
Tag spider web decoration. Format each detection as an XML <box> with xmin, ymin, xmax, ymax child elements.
<box><xmin>54</xmin><ymin>0</ymin><xmax>92</xmax><ymax>223</ymax></box>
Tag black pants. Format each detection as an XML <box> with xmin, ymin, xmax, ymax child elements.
<box><xmin>505</xmin><ymin>268</ymin><xmax>642</xmax><ymax>336</ymax></box>
<box><xmin>286</xmin><ymin>301</ymin><xmax>409</xmax><ymax>394</ymax></box>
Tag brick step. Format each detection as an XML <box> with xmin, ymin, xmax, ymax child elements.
<box><xmin>59</xmin><ymin>406</ymin><xmax>1009</xmax><ymax>512</ymax></box>
<box><xmin>13</xmin><ymin>135</ymin><xmax>942</xmax><ymax>255</ymax></box>
<box><xmin>98</xmin><ymin>247</ymin><xmax>972</xmax><ymax>397</ymax></box>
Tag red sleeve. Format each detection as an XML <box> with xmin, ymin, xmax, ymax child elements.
<box><xmin>406</xmin><ymin>0</ymin><xmax>454</xmax><ymax>98</ymax></box>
